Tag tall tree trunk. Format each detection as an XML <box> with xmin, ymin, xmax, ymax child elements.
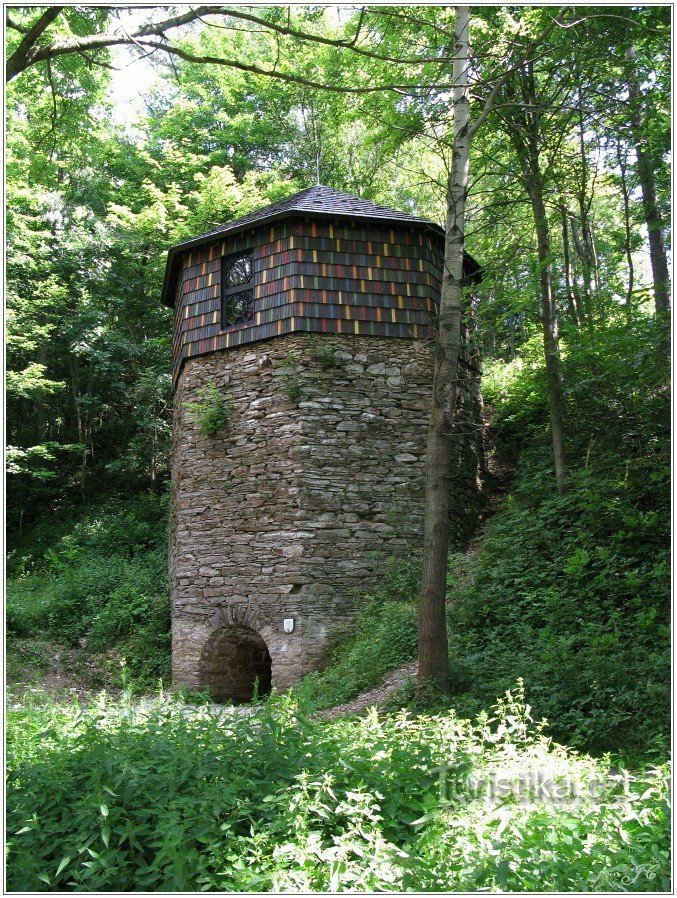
<box><xmin>626</xmin><ymin>48</ymin><xmax>670</xmax><ymax>317</ymax></box>
<box><xmin>559</xmin><ymin>203</ymin><xmax>582</xmax><ymax>328</ymax></box>
<box><xmin>417</xmin><ymin>5</ymin><xmax>472</xmax><ymax>692</ymax></box>
<box><xmin>575</xmin><ymin>83</ymin><xmax>596</xmax><ymax>318</ymax></box>
<box><xmin>589</xmin><ymin>221</ymin><xmax>603</xmax><ymax>321</ymax></box>
<box><xmin>569</xmin><ymin>215</ymin><xmax>595</xmax><ymax>337</ymax></box>
<box><xmin>528</xmin><ymin>160</ymin><xmax>568</xmax><ymax>494</ymax></box>
<box><xmin>70</xmin><ymin>357</ymin><xmax>88</xmax><ymax>502</ymax></box>
<box><xmin>504</xmin><ymin>63</ymin><xmax>568</xmax><ymax>493</ymax></box>
<box><xmin>615</xmin><ymin>139</ymin><xmax>635</xmax><ymax>320</ymax></box>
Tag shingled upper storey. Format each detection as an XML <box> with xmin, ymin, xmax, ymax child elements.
<box><xmin>161</xmin><ymin>185</ymin><xmax>481</xmax><ymax>387</ymax></box>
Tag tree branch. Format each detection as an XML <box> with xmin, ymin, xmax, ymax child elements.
<box><xmin>206</xmin><ymin>8</ymin><xmax>461</xmax><ymax>65</ymax></box>
<box><xmin>6</xmin><ymin>13</ymin><xmax>29</xmax><ymax>34</ymax></box>
<box><xmin>6</xmin><ymin>6</ymin><xmax>65</xmax><ymax>81</ymax></box>
<box><xmin>131</xmin><ymin>38</ymin><xmax>438</xmax><ymax>94</ymax></box>
<box><xmin>6</xmin><ymin>5</ymin><xmax>466</xmax><ymax>81</ymax></box>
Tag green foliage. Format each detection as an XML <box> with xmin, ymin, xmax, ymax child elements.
<box><xmin>448</xmin><ymin>318</ymin><xmax>669</xmax><ymax>756</ymax></box>
<box><xmin>294</xmin><ymin>559</ymin><xmax>420</xmax><ymax>711</ymax></box>
<box><xmin>7</xmin><ymin>495</ymin><xmax>171</xmax><ymax>689</ymax></box>
<box><xmin>6</xmin><ymin>689</ymin><xmax>670</xmax><ymax>892</ymax></box>
<box><xmin>5</xmin><ymin>13</ymin><xmax>671</xmax><ymax>866</ymax></box>
<box><xmin>276</xmin><ymin>352</ymin><xmax>303</xmax><ymax>403</ymax></box>
<box><xmin>185</xmin><ymin>383</ymin><xmax>234</xmax><ymax>437</ymax></box>
<box><xmin>308</xmin><ymin>337</ymin><xmax>344</xmax><ymax>371</ymax></box>
<box><xmin>281</xmin><ymin>377</ymin><xmax>302</xmax><ymax>403</ymax></box>
<box><xmin>293</xmin><ymin>317</ymin><xmax>669</xmax><ymax>759</ymax></box>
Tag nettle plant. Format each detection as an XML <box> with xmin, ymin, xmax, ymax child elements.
<box><xmin>185</xmin><ymin>383</ymin><xmax>234</xmax><ymax>437</ymax></box>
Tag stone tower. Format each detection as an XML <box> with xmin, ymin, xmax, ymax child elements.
<box><xmin>161</xmin><ymin>186</ymin><xmax>484</xmax><ymax>702</ymax></box>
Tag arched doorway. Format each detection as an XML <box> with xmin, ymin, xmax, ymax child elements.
<box><xmin>199</xmin><ymin>625</ymin><xmax>272</xmax><ymax>703</ymax></box>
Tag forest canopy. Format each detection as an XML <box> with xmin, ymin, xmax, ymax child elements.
<box><xmin>6</xmin><ymin>4</ymin><xmax>670</xmax><ymax>527</ymax></box>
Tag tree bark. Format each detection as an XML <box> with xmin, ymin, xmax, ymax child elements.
<box><xmin>417</xmin><ymin>5</ymin><xmax>472</xmax><ymax>693</ymax></box>
<box><xmin>625</xmin><ymin>48</ymin><xmax>670</xmax><ymax>317</ymax></box>
<box><xmin>528</xmin><ymin>160</ymin><xmax>568</xmax><ymax>494</ymax></box>
<box><xmin>615</xmin><ymin>139</ymin><xmax>635</xmax><ymax>320</ymax></box>
<box><xmin>574</xmin><ymin>83</ymin><xmax>597</xmax><ymax>321</ymax></box>
<box><xmin>569</xmin><ymin>215</ymin><xmax>595</xmax><ymax>334</ymax></box>
<box><xmin>503</xmin><ymin>63</ymin><xmax>568</xmax><ymax>493</ymax></box>
<box><xmin>6</xmin><ymin>6</ymin><xmax>64</xmax><ymax>81</ymax></box>
<box><xmin>559</xmin><ymin>203</ymin><xmax>582</xmax><ymax>328</ymax></box>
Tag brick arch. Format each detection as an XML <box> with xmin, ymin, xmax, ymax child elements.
<box><xmin>204</xmin><ymin>603</ymin><xmax>272</xmax><ymax>640</ymax></box>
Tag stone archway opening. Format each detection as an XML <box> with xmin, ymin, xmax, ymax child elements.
<box><xmin>199</xmin><ymin>625</ymin><xmax>272</xmax><ymax>704</ymax></box>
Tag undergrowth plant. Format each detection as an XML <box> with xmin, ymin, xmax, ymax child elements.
<box><xmin>276</xmin><ymin>351</ymin><xmax>303</xmax><ymax>403</ymax></box>
<box><xmin>307</xmin><ymin>336</ymin><xmax>344</xmax><ymax>371</ymax></box>
<box><xmin>293</xmin><ymin>557</ymin><xmax>420</xmax><ymax>711</ymax></box>
<box><xmin>449</xmin><ymin>319</ymin><xmax>670</xmax><ymax>757</ymax></box>
<box><xmin>185</xmin><ymin>383</ymin><xmax>233</xmax><ymax>437</ymax></box>
<box><xmin>6</xmin><ymin>494</ymin><xmax>171</xmax><ymax>690</ymax></box>
<box><xmin>6</xmin><ymin>687</ymin><xmax>670</xmax><ymax>892</ymax></box>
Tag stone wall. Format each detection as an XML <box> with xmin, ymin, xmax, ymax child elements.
<box><xmin>170</xmin><ymin>333</ymin><xmax>485</xmax><ymax>693</ymax></box>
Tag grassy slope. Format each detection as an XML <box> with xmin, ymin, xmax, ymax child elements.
<box><xmin>7</xmin><ymin>493</ymin><xmax>171</xmax><ymax>693</ymax></box>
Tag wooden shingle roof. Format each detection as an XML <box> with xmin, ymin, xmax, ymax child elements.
<box><xmin>184</xmin><ymin>185</ymin><xmax>441</xmax><ymax>244</ymax></box>
<box><xmin>161</xmin><ymin>185</ymin><xmax>480</xmax><ymax>307</ymax></box>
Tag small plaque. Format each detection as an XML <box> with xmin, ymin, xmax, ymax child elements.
<box><xmin>283</xmin><ymin>618</ymin><xmax>295</xmax><ymax>633</ymax></box>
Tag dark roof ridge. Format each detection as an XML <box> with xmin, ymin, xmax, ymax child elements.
<box><xmin>160</xmin><ymin>184</ymin><xmax>481</xmax><ymax>307</ymax></box>
<box><xmin>175</xmin><ymin>184</ymin><xmax>441</xmax><ymax>249</ymax></box>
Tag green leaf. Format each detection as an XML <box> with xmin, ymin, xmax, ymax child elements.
<box><xmin>56</xmin><ymin>856</ymin><xmax>72</xmax><ymax>876</ymax></box>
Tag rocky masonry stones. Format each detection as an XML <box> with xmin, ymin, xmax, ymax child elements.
<box><xmin>164</xmin><ymin>187</ymin><xmax>486</xmax><ymax>701</ymax></box>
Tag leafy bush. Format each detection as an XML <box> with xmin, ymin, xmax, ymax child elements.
<box><xmin>281</xmin><ymin>376</ymin><xmax>302</xmax><ymax>402</ymax></box>
<box><xmin>449</xmin><ymin>317</ymin><xmax>670</xmax><ymax>757</ymax></box>
<box><xmin>8</xmin><ymin>492</ymin><xmax>168</xmax><ymax>575</ymax></box>
<box><xmin>6</xmin><ymin>688</ymin><xmax>670</xmax><ymax>892</ymax></box>
<box><xmin>448</xmin><ymin>447</ymin><xmax>670</xmax><ymax>756</ymax></box>
<box><xmin>185</xmin><ymin>383</ymin><xmax>233</xmax><ymax>437</ymax></box>
<box><xmin>6</xmin><ymin>494</ymin><xmax>171</xmax><ymax>689</ymax></box>
<box><xmin>309</xmin><ymin>338</ymin><xmax>344</xmax><ymax>371</ymax></box>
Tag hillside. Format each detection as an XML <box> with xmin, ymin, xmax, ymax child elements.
<box><xmin>8</xmin><ymin>318</ymin><xmax>670</xmax><ymax>763</ymax></box>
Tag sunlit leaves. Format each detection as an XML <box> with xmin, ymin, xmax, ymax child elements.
<box><xmin>5</xmin><ymin>691</ymin><xmax>671</xmax><ymax>890</ymax></box>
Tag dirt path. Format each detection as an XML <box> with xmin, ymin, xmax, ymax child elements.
<box><xmin>319</xmin><ymin>660</ymin><xmax>419</xmax><ymax>719</ymax></box>
<box><xmin>7</xmin><ymin>639</ymin><xmax>118</xmax><ymax>702</ymax></box>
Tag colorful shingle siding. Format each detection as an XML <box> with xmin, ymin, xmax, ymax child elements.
<box><xmin>164</xmin><ymin>186</ymin><xmax>481</xmax><ymax>388</ymax></box>
<box><xmin>171</xmin><ymin>219</ymin><xmax>455</xmax><ymax>385</ymax></box>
